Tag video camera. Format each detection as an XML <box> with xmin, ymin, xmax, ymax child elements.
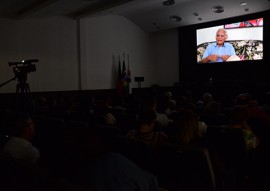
<box><xmin>8</xmin><ymin>59</ymin><xmax>38</xmax><ymax>82</ymax></box>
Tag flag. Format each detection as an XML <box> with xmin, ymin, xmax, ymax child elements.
<box><xmin>127</xmin><ymin>55</ymin><xmax>131</xmax><ymax>83</ymax></box>
<box><xmin>122</xmin><ymin>55</ymin><xmax>128</xmax><ymax>95</ymax></box>
<box><xmin>117</xmin><ymin>55</ymin><xmax>124</xmax><ymax>96</ymax></box>
<box><xmin>117</xmin><ymin>53</ymin><xmax>131</xmax><ymax>96</ymax></box>
<box><xmin>127</xmin><ymin>55</ymin><xmax>131</xmax><ymax>94</ymax></box>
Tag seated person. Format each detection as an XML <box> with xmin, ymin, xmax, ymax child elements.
<box><xmin>201</xmin><ymin>28</ymin><xmax>236</xmax><ymax>63</ymax></box>
<box><xmin>141</xmin><ymin>94</ymin><xmax>172</xmax><ymax>130</ymax></box>
<box><xmin>3</xmin><ymin>112</ymin><xmax>40</xmax><ymax>165</ymax></box>
<box><xmin>89</xmin><ymin>152</ymin><xmax>162</xmax><ymax>191</ymax></box>
<box><xmin>227</xmin><ymin>105</ymin><xmax>258</xmax><ymax>150</ymax></box>
<box><xmin>168</xmin><ymin>108</ymin><xmax>206</xmax><ymax>147</ymax></box>
<box><xmin>127</xmin><ymin>107</ymin><xmax>168</xmax><ymax>150</ymax></box>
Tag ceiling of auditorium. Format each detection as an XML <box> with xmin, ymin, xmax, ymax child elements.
<box><xmin>0</xmin><ymin>0</ymin><xmax>269</xmax><ymax>32</ymax></box>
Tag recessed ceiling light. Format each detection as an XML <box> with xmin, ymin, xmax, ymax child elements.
<box><xmin>198</xmin><ymin>18</ymin><xmax>202</xmax><ymax>21</ymax></box>
<box><xmin>162</xmin><ymin>0</ymin><xmax>175</xmax><ymax>6</ymax></box>
<box><xmin>240</xmin><ymin>2</ymin><xmax>248</xmax><ymax>6</ymax></box>
<box><xmin>80</xmin><ymin>0</ymin><xmax>95</xmax><ymax>2</ymax></box>
<box><xmin>193</xmin><ymin>12</ymin><xmax>199</xmax><ymax>16</ymax></box>
<box><xmin>211</xmin><ymin>5</ymin><xmax>224</xmax><ymax>13</ymax></box>
<box><xmin>245</xmin><ymin>8</ymin><xmax>249</xmax><ymax>11</ymax></box>
<box><xmin>170</xmin><ymin>15</ymin><xmax>182</xmax><ymax>22</ymax></box>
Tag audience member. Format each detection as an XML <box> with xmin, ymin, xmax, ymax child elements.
<box><xmin>127</xmin><ymin>107</ymin><xmax>168</xmax><ymax>150</ymax></box>
<box><xmin>161</xmin><ymin>91</ymin><xmax>177</xmax><ymax>116</ymax></box>
<box><xmin>168</xmin><ymin>108</ymin><xmax>205</xmax><ymax>147</ymax></box>
<box><xmin>89</xmin><ymin>152</ymin><xmax>164</xmax><ymax>191</ymax></box>
<box><xmin>174</xmin><ymin>90</ymin><xmax>195</xmax><ymax>109</ymax></box>
<box><xmin>141</xmin><ymin>94</ymin><xmax>172</xmax><ymax>130</ymax></box>
<box><xmin>182</xmin><ymin>103</ymin><xmax>208</xmax><ymax>137</ymax></box>
<box><xmin>227</xmin><ymin>105</ymin><xmax>258</xmax><ymax>150</ymax></box>
<box><xmin>234</xmin><ymin>93</ymin><xmax>270</xmax><ymax>146</ymax></box>
<box><xmin>261</xmin><ymin>92</ymin><xmax>270</xmax><ymax>116</ymax></box>
<box><xmin>93</xmin><ymin>99</ymin><xmax>117</xmax><ymax>126</ymax></box>
<box><xmin>197</xmin><ymin>92</ymin><xmax>213</xmax><ymax>113</ymax></box>
<box><xmin>3</xmin><ymin>112</ymin><xmax>40</xmax><ymax>165</ymax></box>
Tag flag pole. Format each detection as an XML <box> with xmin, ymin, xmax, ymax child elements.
<box><xmin>127</xmin><ymin>54</ymin><xmax>131</xmax><ymax>94</ymax></box>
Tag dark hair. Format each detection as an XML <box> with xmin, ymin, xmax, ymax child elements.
<box><xmin>235</xmin><ymin>93</ymin><xmax>250</xmax><ymax>105</ymax></box>
<box><xmin>137</xmin><ymin>107</ymin><xmax>156</xmax><ymax>126</ymax></box>
<box><xmin>6</xmin><ymin>112</ymin><xmax>32</xmax><ymax>137</ymax></box>
<box><xmin>140</xmin><ymin>93</ymin><xmax>157</xmax><ymax>108</ymax></box>
<box><xmin>229</xmin><ymin>105</ymin><xmax>248</xmax><ymax>124</ymax></box>
<box><xmin>173</xmin><ymin>109</ymin><xmax>200</xmax><ymax>145</ymax></box>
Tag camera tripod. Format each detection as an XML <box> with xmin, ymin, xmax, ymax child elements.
<box><xmin>1</xmin><ymin>59</ymin><xmax>38</xmax><ymax>115</ymax></box>
<box><xmin>15</xmin><ymin>76</ymin><xmax>35</xmax><ymax>115</ymax></box>
<box><xmin>16</xmin><ymin>80</ymin><xmax>31</xmax><ymax>94</ymax></box>
<box><xmin>0</xmin><ymin>76</ymin><xmax>35</xmax><ymax>115</ymax></box>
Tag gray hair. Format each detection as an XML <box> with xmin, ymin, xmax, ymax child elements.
<box><xmin>216</xmin><ymin>28</ymin><xmax>228</xmax><ymax>38</ymax></box>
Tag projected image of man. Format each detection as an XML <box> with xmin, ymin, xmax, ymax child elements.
<box><xmin>201</xmin><ymin>28</ymin><xmax>236</xmax><ymax>63</ymax></box>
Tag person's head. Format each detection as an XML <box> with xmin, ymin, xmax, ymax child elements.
<box><xmin>173</xmin><ymin>108</ymin><xmax>199</xmax><ymax>145</ymax></box>
<box><xmin>202</xmin><ymin>92</ymin><xmax>212</xmax><ymax>104</ymax></box>
<box><xmin>137</xmin><ymin>106</ymin><xmax>157</xmax><ymax>130</ymax></box>
<box><xmin>141</xmin><ymin>93</ymin><xmax>158</xmax><ymax>111</ymax></box>
<box><xmin>204</xmin><ymin>101</ymin><xmax>221</xmax><ymax>114</ymax></box>
<box><xmin>6</xmin><ymin>112</ymin><xmax>36</xmax><ymax>141</ymax></box>
<box><xmin>235</xmin><ymin>93</ymin><xmax>250</xmax><ymax>106</ymax></box>
<box><xmin>229</xmin><ymin>105</ymin><xmax>248</xmax><ymax>125</ymax></box>
<box><xmin>264</xmin><ymin>92</ymin><xmax>270</xmax><ymax>103</ymax></box>
<box><xmin>216</xmin><ymin>28</ymin><xmax>228</xmax><ymax>46</ymax></box>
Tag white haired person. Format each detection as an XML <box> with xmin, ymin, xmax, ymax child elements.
<box><xmin>3</xmin><ymin>112</ymin><xmax>40</xmax><ymax>165</ymax></box>
<box><xmin>201</xmin><ymin>28</ymin><xmax>237</xmax><ymax>63</ymax></box>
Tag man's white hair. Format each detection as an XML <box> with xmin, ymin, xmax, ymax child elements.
<box><xmin>216</xmin><ymin>28</ymin><xmax>228</xmax><ymax>38</ymax></box>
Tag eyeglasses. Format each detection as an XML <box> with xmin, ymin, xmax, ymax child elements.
<box><xmin>216</xmin><ymin>34</ymin><xmax>225</xmax><ymax>37</ymax></box>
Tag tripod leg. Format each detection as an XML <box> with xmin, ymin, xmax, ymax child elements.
<box><xmin>16</xmin><ymin>84</ymin><xmax>20</xmax><ymax>94</ymax></box>
<box><xmin>16</xmin><ymin>82</ymin><xmax>34</xmax><ymax>115</ymax></box>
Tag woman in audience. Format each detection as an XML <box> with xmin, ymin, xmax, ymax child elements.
<box><xmin>225</xmin><ymin>105</ymin><xmax>260</xmax><ymax>183</ymax></box>
<box><xmin>184</xmin><ymin>103</ymin><xmax>208</xmax><ymax>136</ymax></box>
<box><xmin>127</xmin><ymin>107</ymin><xmax>168</xmax><ymax>150</ymax></box>
<box><xmin>168</xmin><ymin>108</ymin><xmax>205</xmax><ymax>147</ymax></box>
<box><xmin>227</xmin><ymin>105</ymin><xmax>258</xmax><ymax>150</ymax></box>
